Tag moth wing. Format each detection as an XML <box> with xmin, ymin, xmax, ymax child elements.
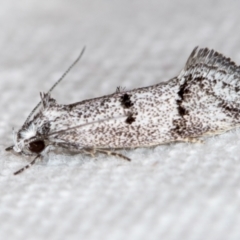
<box><xmin>176</xmin><ymin>47</ymin><xmax>240</xmax><ymax>138</ymax></box>
<box><xmin>47</xmin><ymin>82</ymin><xmax>180</xmax><ymax>149</ymax></box>
<box><xmin>180</xmin><ymin>46</ymin><xmax>240</xmax><ymax>87</ymax></box>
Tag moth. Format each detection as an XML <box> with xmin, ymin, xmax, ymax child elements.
<box><xmin>6</xmin><ymin>47</ymin><xmax>240</xmax><ymax>174</ymax></box>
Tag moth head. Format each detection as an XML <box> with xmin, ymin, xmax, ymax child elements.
<box><xmin>6</xmin><ymin>121</ymin><xmax>47</xmax><ymax>156</ymax></box>
<box><xmin>6</xmin><ymin>94</ymin><xmax>53</xmax><ymax>156</ymax></box>
<box><xmin>5</xmin><ymin>48</ymin><xmax>85</xmax><ymax>174</ymax></box>
<box><xmin>9</xmin><ymin>91</ymin><xmax>59</xmax><ymax>156</ymax></box>
<box><xmin>6</xmin><ymin>48</ymin><xmax>86</xmax><ymax>158</ymax></box>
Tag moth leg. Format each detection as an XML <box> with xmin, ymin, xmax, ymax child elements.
<box><xmin>52</xmin><ymin>142</ymin><xmax>131</xmax><ymax>161</ymax></box>
<box><xmin>182</xmin><ymin>137</ymin><xmax>204</xmax><ymax>144</ymax></box>
<box><xmin>52</xmin><ymin>142</ymin><xmax>96</xmax><ymax>156</ymax></box>
<box><xmin>82</xmin><ymin>148</ymin><xmax>97</xmax><ymax>158</ymax></box>
<box><xmin>96</xmin><ymin>149</ymin><xmax>131</xmax><ymax>161</ymax></box>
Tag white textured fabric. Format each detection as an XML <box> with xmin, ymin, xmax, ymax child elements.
<box><xmin>1</xmin><ymin>1</ymin><xmax>240</xmax><ymax>239</ymax></box>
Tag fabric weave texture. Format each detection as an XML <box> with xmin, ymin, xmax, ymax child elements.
<box><xmin>1</xmin><ymin>1</ymin><xmax>240</xmax><ymax>239</ymax></box>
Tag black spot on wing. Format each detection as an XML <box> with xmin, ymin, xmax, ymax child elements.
<box><xmin>176</xmin><ymin>78</ymin><xmax>189</xmax><ymax>117</ymax></box>
<box><xmin>120</xmin><ymin>93</ymin><xmax>133</xmax><ymax>108</ymax></box>
<box><xmin>126</xmin><ymin>113</ymin><xmax>136</xmax><ymax>124</ymax></box>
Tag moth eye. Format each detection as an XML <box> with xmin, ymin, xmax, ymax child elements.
<box><xmin>29</xmin><ymin>140</ymin><xmax>45</xmax><ymax>153</ymax></box>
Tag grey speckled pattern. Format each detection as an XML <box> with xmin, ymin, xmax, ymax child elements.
<box><xmin>1</xmin><ymin>0</ymin><xmax>240</xmax><ymax>240</ymax></box>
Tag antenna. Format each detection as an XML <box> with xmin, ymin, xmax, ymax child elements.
<box><xmin>23</xmin><ymin>47</ymin><xmax>86</xmax><ymax>126</ymax></box>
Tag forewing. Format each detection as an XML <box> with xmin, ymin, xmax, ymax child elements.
<box><xmin>49</xmin><ymin>80</ymin><xmax>180</xmax><ymax>149</ymax></box>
